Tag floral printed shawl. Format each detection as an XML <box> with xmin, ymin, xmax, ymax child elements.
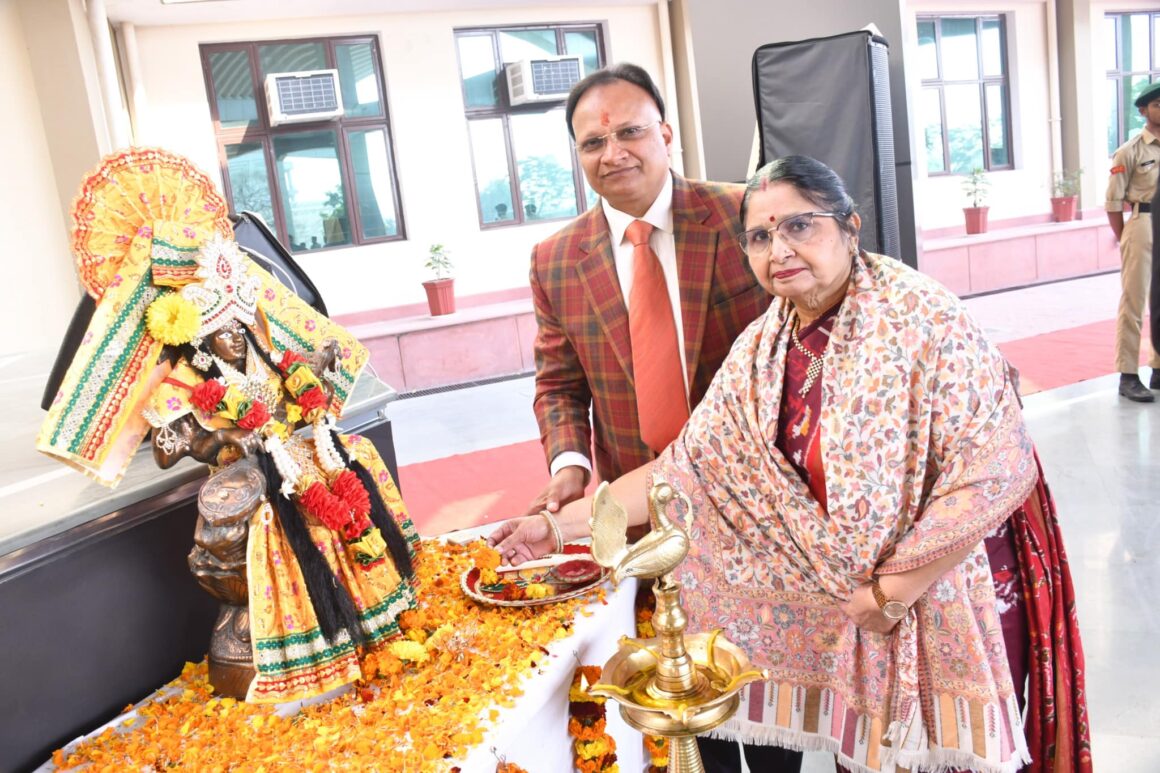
<box><xmin>654</xmin><ymin>252</ymin><xmax>1037</xmax><ymax>773</ymax></box>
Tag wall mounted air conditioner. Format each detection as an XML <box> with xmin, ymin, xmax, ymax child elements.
<box><xmin>264</xmin><ymin>69</ymin><xmax>344</xmax><ymax>126</ymax></box>
<box><xmin>505</xmin><ymin>55</ymin><xmax>584</xmax><ymax>106</ymax></box>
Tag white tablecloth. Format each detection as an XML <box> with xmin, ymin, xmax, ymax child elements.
<box><xmin>459</xmin><ymin>575</ymin><xmax>642</xmax><ymax>772</ymax></box>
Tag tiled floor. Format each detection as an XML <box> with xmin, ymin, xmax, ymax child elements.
<box><xmin>386</xmin><ymin>271</ymin><xmax>1160</xmax><ymax>771</ymax></box>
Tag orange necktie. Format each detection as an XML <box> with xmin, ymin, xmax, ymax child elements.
<box><xmin>626</xmin><ymin>219</ymin><xmax>688</xmax><ymax>454</ymax></box>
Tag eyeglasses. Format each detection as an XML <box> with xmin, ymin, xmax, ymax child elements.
<box><xmin>575</xmin><ymin>122</ymin><xmax>659</xmax><ymax>155</ymax></box>
<box><xmin>737</xmin><ymin>211</ymin><xmax>843</xmax><ymax>255</ymax></box>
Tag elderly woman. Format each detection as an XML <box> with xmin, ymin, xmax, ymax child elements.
<box><xmin>492</xmin><ymin>156</ymin><xmax>1090</xmax><ymax>773</ymax></box>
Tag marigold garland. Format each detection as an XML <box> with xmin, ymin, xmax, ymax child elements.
<box><xmin>569</xmin><ymin>665</ymin><xmax>619</xmax><ymax>773</ymax></box>
<box><xmin>51</xmin><ymin>541</ymin><xmax>606</xmax><ymax>772</ymax></box>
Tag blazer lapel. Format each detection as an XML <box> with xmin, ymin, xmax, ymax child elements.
<box><xmin>577</xmin><ymin>208</ymin><xmax>635</xmax><ymax>385</ymax></box>
<box><xmin>671</xmin><ymin>175</ymin><xmax>716</xmax><ymax>387</ymax></box>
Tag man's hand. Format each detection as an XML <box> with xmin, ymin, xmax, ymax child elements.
<box><xmin>1107</xmin><ymin>210</ymin><xmax>1125</xmax><ymax>243</ymax></box>
<box><xmin>487</xmin><ymin>515</ymin><xmax>554</xmax><ymax>566</ymax></box>
<box><xmin>524</xmin><ymin>466</ymin><xmax>588</xmax><ymax>515</ymax></box>
<box><xmin>839</xmin><ymin>583</ymin><xmax>902</xmax><ymax>634</ymax></box>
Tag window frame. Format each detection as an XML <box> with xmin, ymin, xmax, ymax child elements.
<box><xmin>454</xmin><ymin>23</ymin><xmax>607</xmax><ymax>230</ymax></box>
<box><xmin>199</xmin><ymin>35</ymin><xmax>406</xmax><ymax>253</ymax></box>
<box><xmin>1105</xmin><ymin>11</ymin><xmax>1160</xmax><ymax>154</ymax></box>
<box><xmin>917</xmin><ymin>13</ymin><xmax>1014</xmax><ymax>176</ymax></box>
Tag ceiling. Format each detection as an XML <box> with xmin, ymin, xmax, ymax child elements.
<box><xmin>105</xmin><ymin>0</ymin><xmax>648</xmax><ymax>27</ymax></box>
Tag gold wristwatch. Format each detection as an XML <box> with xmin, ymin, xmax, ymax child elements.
<box><xmin>871</xmin><ymin>578</ymin><xmax>909</xmax><ymax>621</ymax></box>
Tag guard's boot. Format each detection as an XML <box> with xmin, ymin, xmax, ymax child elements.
<box><xmin>1120</xmin><ymin>373</ymin><xmax>1155</xmax><ymax>402</ymax></box>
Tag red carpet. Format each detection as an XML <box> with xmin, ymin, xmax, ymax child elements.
<box><xmin>396</xmin><ymin>440</ymin><xmax>586</xmax><ymax>537</ymax></box>
<box><xmin>998</xmin><ymin>319</ymin><xmax>1151</xmax><ymax>395</ymax></box>
<box><xmin>399</xmin><ymin>319</ymin><xmax>1153</xmax><ymax>536</ymax></box>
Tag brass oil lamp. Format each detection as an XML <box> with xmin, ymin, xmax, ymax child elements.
<box><xmin>586</xmin><ymin>482</ymin><xmax>768</xmax><ymax>773</ymax></box>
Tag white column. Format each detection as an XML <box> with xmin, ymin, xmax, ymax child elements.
<box><xmin>118</xmin><ymin>21</ymin><xmax>145</xmax><ymax>143</ymax></box>
<box><xmin>85</xmin><ymin>0</ymin><xmax>130</xmax><ymax>149</ymax></box>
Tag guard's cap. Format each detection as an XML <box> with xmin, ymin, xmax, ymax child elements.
<box><xmin>1134</xmin><ymin>81</ymin><xmax>1160</xmax><ymax>108</ymax></box>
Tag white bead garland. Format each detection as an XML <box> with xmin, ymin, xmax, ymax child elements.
<box><xmin>312</xmin><ymin>414</ymin><xmax>345</xmax><ymax>475</ymax></box>
<box><xmin>264</xmin><ymin>434</ymin><xmax>301</xmax><ymax>497</ymax></box>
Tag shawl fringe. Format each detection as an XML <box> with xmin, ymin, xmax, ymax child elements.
<box><xmin>708</xmin><ymin>718</ymin><xmax>1033</xmax><ymax>773</ymax></box>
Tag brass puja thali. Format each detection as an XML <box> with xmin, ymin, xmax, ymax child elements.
<box><xmin>461</xmin><ymin>544</ymin><xmax>608</xmax><ymax>607</ymax></box>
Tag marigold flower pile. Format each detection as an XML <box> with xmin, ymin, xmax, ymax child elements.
<box><xmin>52</xmin><ymin>540</ymin><xmax>604</xmax><ymax>772</ymax></box>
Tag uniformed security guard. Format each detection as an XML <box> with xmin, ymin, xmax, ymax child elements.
<box><xmin>1107</xmin><ymin>80</ymin><xmax>1160</xmax><ymax>402</ymax></box>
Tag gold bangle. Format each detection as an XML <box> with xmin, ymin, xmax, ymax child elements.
<box><xmin>539</xmin><ymin>509</ymin><xmax>564</xmax><ymax>554</ymax></box>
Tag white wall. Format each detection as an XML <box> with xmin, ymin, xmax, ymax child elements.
<box><xmin>131</xmin><ymin>5</ymin><xmax>668</xmax><ymax>317</ymax></box>
<box><xmin>909</xmin><ymin>1</ymin><xmax>1055</xmax><ymax>230</ymax></box>
<box><xmin>0</xmin><ymin>0</ymin><xmax>83</xmax><ymax>356</ymax></box>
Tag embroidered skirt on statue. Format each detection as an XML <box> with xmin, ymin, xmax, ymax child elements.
<box><xmin>247</xmin><ymin>434</ymin><xmax>419</xmax><ymax>703</ymax></box>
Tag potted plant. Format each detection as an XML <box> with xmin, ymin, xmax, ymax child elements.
<box><xmin>422</xmin><ymin>243</ymin><xmax>455</xmax><ymax>316</ymax></box>
<box><xmin>1050</xmin><ymin>169</ymin><xmax>1082</xmax><ymax>223</ymax></box>
<box><xmin>962</xmin><ymin>167</ymin><xmax>991</xmax><ymax>235</ymax></box>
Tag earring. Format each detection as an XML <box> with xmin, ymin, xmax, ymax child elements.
<box><xmin>191</xmin><ymin>349</ymin><xmax>212</xmax><ymax>371</ymax></box>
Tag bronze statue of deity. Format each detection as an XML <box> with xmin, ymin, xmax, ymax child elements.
<box><xmin>147</xmin><ymin>323</ymin><xmax>342</xmax><ymax>699</ymax></box>
<box><xmin>40</xmin><ymin>148</ymin><xmax>419</xmax><ymax>706</ymax></box>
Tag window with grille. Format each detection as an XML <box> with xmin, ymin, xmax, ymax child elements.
<box><xmin>455</xmin><ymin>24</ymin><xmax>605</xmax><ymax>228</ymax></box>
<box><xmin>201</xmin><ymin>36</ymin><xmax>404</xmax><ymax>254</ymax></box>
<box><xmin>1105</xmin><ymin>12</ymin><xmax>1160</xmax><ymax>156</ymax></box>
<box><xmin>916</xmin><ymin>15</ymin><xmax>1013</xmax><ymax>175</ymax></box>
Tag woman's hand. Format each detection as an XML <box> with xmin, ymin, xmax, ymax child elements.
<box><xmin>839</xmin><ymin>583</ymin><xmax>902</xmax><ymax>634</ymax></box>
<box><xmin>487</xmin><ymin>515</ymin><xmax>554</xmax><ymax>566</ymax></box>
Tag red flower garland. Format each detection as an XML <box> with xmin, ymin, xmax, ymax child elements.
<box><xmin>190</xmin><ymin>379</ymin><xmax>226</xmax><ymax>413</ymax></box>
<box><xmin>236</xmin><ymin>400</ymin><xmax>270</xmax><ymax>430</ymax></box>
<box><xmin>332</xmin><ymin>469</ymin><xmax>371</xmax><ymax>519</ymax></box>
<box><xmin>297</xmin><ymin>386</ymin><xmax>328</xmax><ymax>414</ymax></box>
<box><xmin>300</xmin><ymin>481</ymin><xmax>348</xmax><ymax>532</ymax></box>
<box><xmin>189</xmin><ymin>377</ymin><xmax>271</xmax><ymax>431</ymax></box>
<box><xmin>279</xmin><ymin>350</ymin><xmax>306</xmax><ymax>371</ymax></box>
<box><xmin>299</xmin><ymin>473</ymin><xmax>375</xmax><ymax>542</ymax></box>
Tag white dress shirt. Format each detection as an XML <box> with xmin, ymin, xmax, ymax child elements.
<box><xmin>550</xmin><ymin>174</ymin><xmax>688</xmax><ymax>478</ymax></box>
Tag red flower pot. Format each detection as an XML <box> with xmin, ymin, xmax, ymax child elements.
<box><xmin>1051</xmin><ymin>195</ymin><xmax>1077</xmax><ymax>223</ymax></box>
<box><xmin>422</xmin><ymin>278</ymin><xmax>456</xmax><ymax>316</ymax></box>
<box><xmin>963</xmin><ymin>206</ymin><xmax>989</xmax><ymax>235</ymax></box>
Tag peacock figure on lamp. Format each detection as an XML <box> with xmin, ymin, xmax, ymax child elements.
<box><xmin>586</xmin><ymin>481</ymin><xmax>768</xmax><ymax>773</ymax></box>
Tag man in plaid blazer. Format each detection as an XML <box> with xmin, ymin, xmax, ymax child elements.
<box><xmin>526</xmin><ymin>63</ymin><xmax>770</xmax><ymax>514</ymax></box>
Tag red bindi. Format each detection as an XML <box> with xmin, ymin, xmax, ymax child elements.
<box><xmin>600</xmin><ymin>111</ymin><xmax>610</xmax><ymax>127</ymax></box>
<box><xmin>769</xmin><ymin>215</ymin><xmax>777</xmax><ymax>222</ymax></box>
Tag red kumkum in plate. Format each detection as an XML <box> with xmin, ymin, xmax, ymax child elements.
<box><xmin>460</xmin><ymin>545</ymin><xmax>608</xmax><ymax>608</ymax></box>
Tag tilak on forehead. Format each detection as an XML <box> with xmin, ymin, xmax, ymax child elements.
<box><xmin>600</xmin><ymin>111</ymin><xmax>610</xmax><ymax>126</ymax></box>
